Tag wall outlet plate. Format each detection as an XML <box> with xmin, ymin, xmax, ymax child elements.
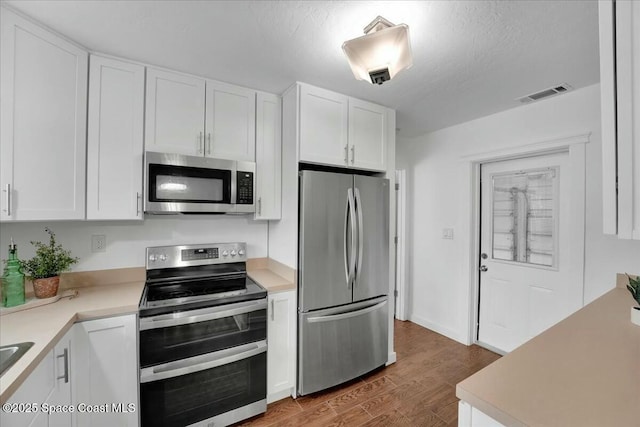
<box><xmin>442</xmin><ymin>228</ymin><xmax>454</xmax><ymax>240</ymax></box>
<box><xmin>91</xmin><ymin>235</ymin><xmax>106</xmax><ymax>252</ymax></box>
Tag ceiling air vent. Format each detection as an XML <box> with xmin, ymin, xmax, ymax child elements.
<box><xmin>516</xmin><ymin>84</ymin><xmax>573</xmax><ymax>104</ymax></box>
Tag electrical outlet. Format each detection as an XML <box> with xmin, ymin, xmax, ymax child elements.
<box><xmin>442</xmin><ymin>228</ymin><xmax>454</xmax><ymax>240</ymax></box>
<box><xmin>91</xmin><ymin>235</ymin><xmax>106</xmax><ymax>252</ymax></box>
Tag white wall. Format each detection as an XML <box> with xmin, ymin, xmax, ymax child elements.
<box><xmin>397</xmin><ymin>83</ymin><xmax>640</xmax><ymax>344</ymax></box>
<box><xmin>0</xmin><ymin>216</ymin><xmax>268</xmax><ymax>271</ymax></box>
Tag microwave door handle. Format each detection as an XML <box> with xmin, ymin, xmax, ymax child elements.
<box><xmin>140</xmin><ymin>341</ymin><xmax>267</xmax><ymax>383</ymax></box>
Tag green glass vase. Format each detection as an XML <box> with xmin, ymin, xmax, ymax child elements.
<box><xmin>2</xmin><ymin>239</ymin><xmax>26</xmax><ymax>307</ymax></box>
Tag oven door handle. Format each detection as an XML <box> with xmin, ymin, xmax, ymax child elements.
<box><xmin>139</xmin><ymin>299</ymin><xmax>267</xmax><ymax>331</ymax></box>
<box><xmin>140</xmin><ymin>340</ymin><xmax>266</xmax><ymax>383</ymax></box>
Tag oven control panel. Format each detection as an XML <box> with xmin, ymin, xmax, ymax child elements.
<box><xmin>146</xmin><ymin>243</ymin><xmax>246</xmax><ymax>269</ymax></box>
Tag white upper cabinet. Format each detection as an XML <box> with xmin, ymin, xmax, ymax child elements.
<box><xmin>255</xmin><ymin>92</ymin><xmax>282</xmax><ymax>220</ymax></box>
<box><xmin>348</xmin><ymin>98</ymin><xmax>387</xmax><ymax>171</ymax></box>
<box><xmin>145</xmin><ymin>68</ymin><xmax>206</xmax><ymax>156</ymax></box>
<box><xmin>298</xmin><ymin>83</ymin><xmax>388</xmax><ymax>172</ymax></box>
<box><xmin>299</xmin><ymin>84</ymin><xmax>349</xmax><ymax>167</ymax></box>
<box><xmin>145</xmin><ymin>69</ymin><xmax>257</xmax><ymax>162</ymax></box>
<box><xmin>87</xmin><ymin>55</ymin><xmax>145</xmax><ymax>220</ymax></box>
<box><xmin>599</xmin><ymin>0</ymin><xmax>640</xmax><ymax>239</ymax></box>
<box><xmin>205</xmin><ymin>80</ymin><xmax>256</xmax><ymax>161</ymax></box>
<box><xmin>0</xmin><ymin>7</ymin><xmax>87</xmax><ymax>221</ymax></box>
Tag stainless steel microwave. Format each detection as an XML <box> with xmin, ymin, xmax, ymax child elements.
<box><xmin>144</xmin><ymin>152</ymin><xmax>255</xmax><ymax>214</ymax></box>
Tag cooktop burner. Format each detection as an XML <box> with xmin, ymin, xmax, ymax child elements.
<box><xmin>139</xmin><ymin>243</ymin><xmax>266</xmax><ymax>317</ymax></box>
<box><xmin>145</xmin><ymin>275</ymin><xmax>246</xmax><ymax>302</ymax></box>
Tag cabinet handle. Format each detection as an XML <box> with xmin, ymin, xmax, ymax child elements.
<box><xmin>258</xmin><ymin>197</ymin><xmax>262</xmax><ymax>215</ymax></box>
<box><xmin>3</xmin><ymin>184</ymin><xmax>10</xmax><ymax>216</ymax></box>
<box><xmin>198</xmin><ymin>132</ymin><xmax>204</xmax><ymax>154</ymax></box>
<box><xmin>136</xmin><ymin>192</ymin><xmax>142</xmax><ymax>216</ymax></box>
<box><xmin>56</xmin><ymin>348</ymin><xmax>69</xmax><ymax>383</ymax></box>
<box><xmin>207</xmin><ymin>133</ymin><xmax>212</xmax><ymax>155</ymax></box>
<box><xmin>350</xmin><ymin>146</ymin><xmax>355</xmax><ymax>164</ymax></box>
<box><xmin>271</xmin><ymin>299</ymin><xmax>275</xmax><ymax>321</ymax></box>
<box><xmin>344</xmin><ymin>145</ymin><xmax>348</xmax><ymax>164</ymax></box>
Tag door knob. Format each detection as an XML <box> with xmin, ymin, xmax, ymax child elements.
<box><xmin>479</xmin><ymin>265</ymin><xmax>488</xmax><ymax>272</ymax></box>
<box><xmin>481</xmin><ymin>253</ymin><xmax>488</xmax><ymax>259</ymax></box>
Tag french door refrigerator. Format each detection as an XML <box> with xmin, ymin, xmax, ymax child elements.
<box><xmin>298</xmin><ymin>170</ymin><xmax>389</xmax><ymax>396</ymax></box>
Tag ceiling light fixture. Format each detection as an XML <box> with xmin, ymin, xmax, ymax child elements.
<box><xmin>342</xmin><ymin>15</ymin><xmax>413</xmax><ymax>85</ymax></box>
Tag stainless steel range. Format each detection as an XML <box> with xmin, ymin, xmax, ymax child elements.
<box><xmin>138</xmin><ymin>242</ymin><xmax>267</xmax><ymax>427</ymax></box>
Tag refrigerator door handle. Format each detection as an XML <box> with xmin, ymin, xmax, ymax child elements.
<box><xmin>354</xmin><ymin>187</ymin><xmax>364</xmax><ymax>285</ymax></box>
<box><xmin>306</xmin><ymin>299</ymin><xmax>387</xmax><ymax>323</ymax></box>
<box><xmin>344</xmin><ymin>190</ymin><xmax>350</xmax><ymax>287</ymax></box>
<box><xmin>347</xmin><ymin>188</ymin><xmax>357</xmax><ymax>289</ymax></box>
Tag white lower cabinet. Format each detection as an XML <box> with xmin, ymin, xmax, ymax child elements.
<box><xmin>1</xmin><ymin>329</ymin><xmax>73</xmax><ymax>427</ymax></box>
<box><xmin>267</xmin><ymin>290</ymin><xmax>296</xmax><ymax>403</ymax></box>
<box><xmin>73</xmin><ymin>314</ymin><xmax>138</xmax><ymax>427</ymax></box>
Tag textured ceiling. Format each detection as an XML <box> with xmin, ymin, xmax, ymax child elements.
<box><xmin>3</xmin><ymin>0</ymin><xmax>600</xmax><ymax>137</ymax></box>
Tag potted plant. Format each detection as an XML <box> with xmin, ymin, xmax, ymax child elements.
<box><xmin>627</xmin><ymin>274</ymin><xmax>640</xmax><ymax>326</ymax></box>
<box><xmin>20</xmin><ymin>228</ymin><xmax>78</xmax><ymax>299</ymax></box>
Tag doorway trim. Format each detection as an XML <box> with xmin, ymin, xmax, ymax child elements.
<box><xmin>463</xmin><ymin>132</ymin><xmax>590</xmax><ymax>346</ymax></box>
<box><xmin>395</xmin><ymin>170</ymin><xmax>408</xmax><ymax>321</ymax></box>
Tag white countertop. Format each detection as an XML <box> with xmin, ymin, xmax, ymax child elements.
<box><xmin>456</xmin><ymin>287</ymin><xmax>640</xmax><ymax>426</ymax></box>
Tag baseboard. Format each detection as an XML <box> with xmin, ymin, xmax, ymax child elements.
<box><xmin>386</xmin><ymin>351</ymin><xmax>397</xmax><ymax>365</ymax></box>
<box><xmin>267</xmin><ymin>387</ymin><xmax>293</xmax><ymax>404</ymax></box>
<box><xmin>409</xmin><ymin>314</ymin><xmax>468</xmax><ymax>345</ymax></box>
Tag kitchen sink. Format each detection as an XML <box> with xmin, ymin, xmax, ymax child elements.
<box><xmin>0</xmin><ymin>342</ymin><xmax>34</xmax><ymax>376</ymax></box>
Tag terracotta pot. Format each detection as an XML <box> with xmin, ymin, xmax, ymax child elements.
<box><xmin>33</xmin><ymin>276</ymin><xmax>60</xmax><ymax>299</ymax></box>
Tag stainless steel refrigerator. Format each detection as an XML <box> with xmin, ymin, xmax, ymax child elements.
<box><xmin>297</xmin><ymin>170</ymin><xmax>389</xmax><ymax>396</ymax></box>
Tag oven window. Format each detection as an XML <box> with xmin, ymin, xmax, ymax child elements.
<box><xmin>149</xmin><ymin>164</ymin><xmax>231</xmax><ymax>203</ymax></box>
<box><xmin>140</xmin><ymin>352</ymin><xmax>266</xmax><ymax>427</ymax></box>
<box><xmin>140</xmin><ymin>308</ymin><xmax>267</xmax><ymax>367</ymax></box>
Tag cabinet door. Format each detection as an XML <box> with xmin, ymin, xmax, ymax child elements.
<box><xmin>87</xmin><ymin>55</ymin><xmax>145</xmax><ymax>220</ymax></box>
<box><xmin>255</xmin><ymin>92</ymin><xmax>282</xmax><ymax>220</ymax></box>
<box><xmin>48</xmin><ymin>329</ymin><xmax>73</xmax><ymax>427</ymax></box>
<box><xmin>614</xmin><ymin>0</ymin><xmax>640</xmax><ymax>240</ymax></box>
<box><xmin>348</xmin><ymin>98</ymin><xmax>387</xmax><ymax>172</ymax></box>
<box><xmin>74</xmin><ymin>314</ymin><xmax>138</xmax><ymax>427</ymax></box>
<box><xmin>0</xmin><ymin>7</ymin><xmax>87</xmax><ymax>221</ymax></box>
<box><xmin>267</xmin><ymin>290</ymin><xmax>296</xmax><ymax>403</ymax></box>
<box><xmin>1</xmin><ymin>349</ymin><xmax>55</xmax><ymax>427</ymax></box>
<box><xmin>205</xmin><ymin>80</ymin><xmax>256</xmax><ymax>161</ymax></box>
<box><xmin>599</xmin><ymin>0</ymin><xmax>640</xmax><ymax>240</ymax></box>
<box><xmin>299</xmin><ymin>84</ymin><xmax>349</xmax><ymax>167</ymax></box>
<box><xmin>0</xmin><ymin>328</ymin><xmax>72</xmax><ymax>427</ymax></box>
<box><xmin>145</xmin><ymin>68</ymin><xmax>205</xmax><ymax>156</ymax></box>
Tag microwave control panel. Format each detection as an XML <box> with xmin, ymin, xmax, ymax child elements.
<box><xmin>236</xmin><ymin>171</ymin><xmax>254</xmax><ymax>205</ymax></box>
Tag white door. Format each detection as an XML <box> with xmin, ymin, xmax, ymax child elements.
<box><xmin>478</xmin><ymin>152</ymin><xmax>583</xmax><ymax>353</ymax></box>
<box><xmin>348</xmin><ymin>98</ymin><xmax>387</xmax><ymax>172</ymax></box>
<box><xmin>145</xmin><ymin>68</ymin><xmax>205</xmax><ymax>156</ymax></box>
<box><xmin>205</xmin><ymin>80</ymin><xmax>256</xmax><ymax>161</ymax></box>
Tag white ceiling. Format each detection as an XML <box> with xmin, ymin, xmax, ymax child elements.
<box><xmin>3</xmin><ymin>0</ymin><xmax>600</xmax><ymax>138</ymax></box>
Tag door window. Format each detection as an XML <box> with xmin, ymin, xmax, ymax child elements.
<box><xmin>491</xmin><ymin>167</ymin><xmax>558</xmax><ymax>267</ymax></box>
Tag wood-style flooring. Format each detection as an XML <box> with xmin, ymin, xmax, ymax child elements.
<box><xmin>238</xmin><ymin>320</ymin><xmax>501</xmax><ymax>427</ymax></box>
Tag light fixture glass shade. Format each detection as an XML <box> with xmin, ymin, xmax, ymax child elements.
<box><xmin>342</xmin><ymin>20</ymin><xmax>412</xmax><ymax>84</ymax></box>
